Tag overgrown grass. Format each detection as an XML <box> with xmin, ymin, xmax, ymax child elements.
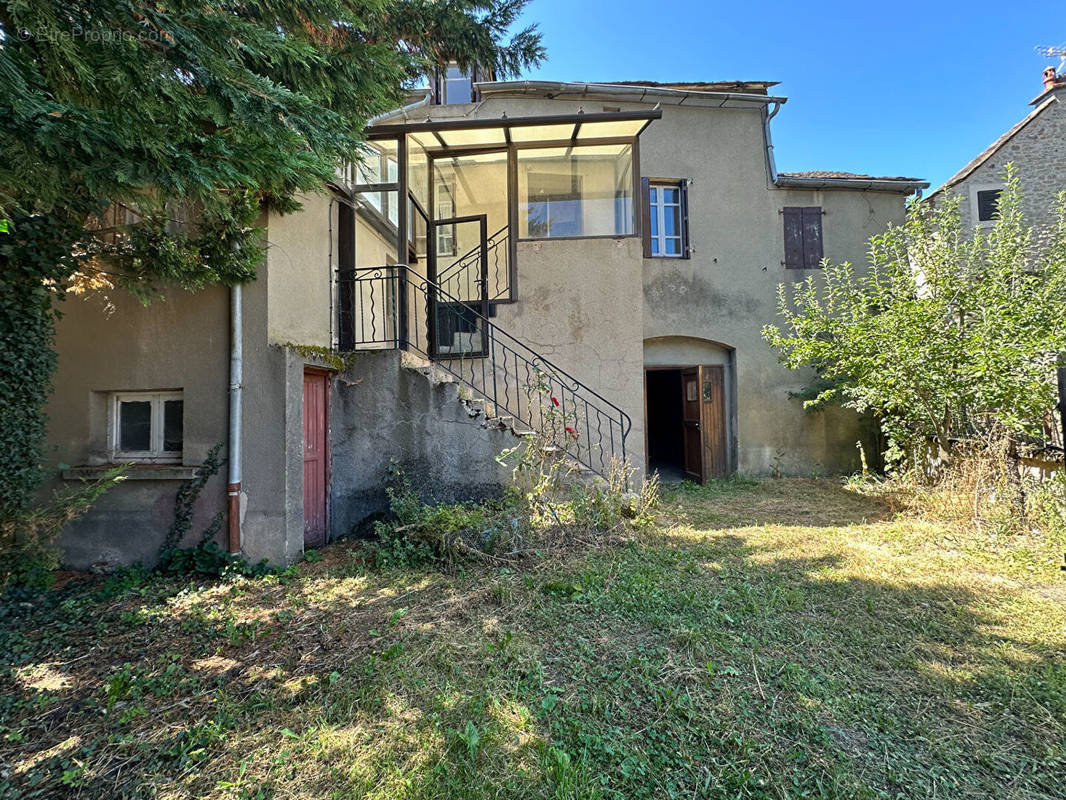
<box><xmin>2</xmin><ymin>477</ymin><xmax>1065</xmax><ymax>798</ymax></box>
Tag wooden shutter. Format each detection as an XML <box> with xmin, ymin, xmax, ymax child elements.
<box><xmin>680</xmin><ymin>179</ymin><xmax>691</xmax><ymax>259</ymax></box>
<box><xmin>783</xmin><ymin>207</ymin><xmax>803</xmax><ymax>269</ymax></box>
<box><xmin>641</xmin><ymin>177</ymin><xmax>652</xmax><ymax>258</ymax></box>
<box><xmin>802</xmin><ymin>207</ymin><xmax>823</xmax><ymax>268</ymax></box>
<box><xmin>337</xmin><ymin>203</ymin><xmax>355</xmax><ymax>351</ymax></box>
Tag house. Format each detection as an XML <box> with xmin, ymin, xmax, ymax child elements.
<box><xmin>928</xmin><ymin>67</ymin><xmax>1066</xmax><ymax>232</ymax></box>
<box><xmin>46</xmin><ymin>68</ymin><xmax>927</xmax><ymax>569</ymax></box>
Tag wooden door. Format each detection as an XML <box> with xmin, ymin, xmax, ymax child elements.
<box><xmin>681</xmin><ymin>367</ymin><xmax>703</xmax><ymax>482</ymax></box>
<box><xmin>303</xmin><ymin>369</ymin><xmax>329</xmax><ymax>548</ymax></box>
<box><xmin>699</xmin><ymin>365</ymin><xmax>728</xmax><ymax>479</ymax></box>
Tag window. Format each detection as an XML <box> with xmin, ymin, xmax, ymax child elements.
<box><xmin>526</xmin><ymin>173</ymin><xmax>583</xmax><ymax>238</ymax></box>
<box><xmin>111</xmin><ymin>392</ymin><xmax>183</xmax><ymax>462</ymax></box>
<box><xmin>430</xmin><ymin>62</ymin><xmax>493</xmax><ymax>105</ymax></box>
<box><xmin>444</xmin><ymin>64</ymin><xmax>473</xmax><ymax>105</ymax></box>
<box><xmin>517</xmin><ymin>144</ymin><xmax>635</xmax><ymax>240</ymax></box>
<box><xmin>783</xmin><ymin>206</ymin><xmax>823</xmax><ymax>269</ymax></box>
<box><xmin>436</xmin><ymin>182</ymin><xmax>456</xmax><ymax>256</ymax></box>
<box><xmin>976</xmin><ymin>189</ymin><xmax>1002</xmax><ymax>223</ymax></box>
<box><xmin>643</xmin><ymin>179</ymin><xmax>689</xmax><ymax>258</ymax></box>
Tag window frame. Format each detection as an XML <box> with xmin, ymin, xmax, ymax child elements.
<box><xmin>435</xmin><ymin>181</ymin><xmax>457</xmax><ymax>257</ymax></box>
<box><xmin>109</xmin><ymin>391</ymin><xmax>184</xmax><ymax>463</ymax></box>
<box><xmin>641</xmin><ymin>178</ymin><xmax>690</xmax><ymax>259</ymax></box>
<box><xmin>429</xmin><ymin>62</ymin><xmax>491</xmax><ymax>105</ymax></box>
<box><xmin>643</xmin><ymin>178</ymin><xmax>690</xmax><ymax>258</ymax></box>
<box><xmin>970</xmin><ymin>183</ymin><xmax>1004</xmax><ymax>227</ymax></box>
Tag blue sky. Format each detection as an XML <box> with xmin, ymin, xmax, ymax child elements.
<box><xmin>511</xmin><ymin>0</ymin><xmax>1063</xmax><ymax>190</ymax></box>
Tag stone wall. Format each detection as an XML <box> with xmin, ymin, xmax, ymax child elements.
<box><xmin>329</xmin><ymin>350</ymin><xmax>517</xmax><ymax>537</ymax></box>
<box><xmin>945</xmin><ymin>90</ymin><xmax>1065</xmax><ymax>239</ymax></box>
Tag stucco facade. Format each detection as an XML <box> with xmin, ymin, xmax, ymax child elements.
<box><xmin>379</xmin><ymin>86</ymin><xmax>919</xmax><ymax>475</ymax></box>
<box><xmin>45</xmin><ymin>76</ymin><xmax>926</xmax><ymax>569</ymax></box>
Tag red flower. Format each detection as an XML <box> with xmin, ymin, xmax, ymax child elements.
<box><xmin>565</xmin><ymin>426</ymin><xmax>579</xmax><ymax>438</ymax></box>
<box><xmin>551</xmin><ymin>396</ymin><xmax>560</xmax><ymax>407</ymax></box>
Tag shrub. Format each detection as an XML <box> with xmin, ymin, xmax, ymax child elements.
<box><xmin>0</xmin><ymin>467</ymin><xmax>124</xmax><ymax>590</ymax></box>
<box><xmin>156</xmin><ymin>443</ymin><xmax>272</xmax><ymax>578</ymax></box>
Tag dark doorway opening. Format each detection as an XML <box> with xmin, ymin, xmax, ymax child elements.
<box><xmin>645</xmin><ymin>369</ymin><xmax>685</xmax><ymax>482</ymax></box>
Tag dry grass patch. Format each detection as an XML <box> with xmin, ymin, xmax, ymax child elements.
<box><xmin>1</xmin><ymin>477</ymin><xmax>1064</xmax><ymax>798</ymax></box>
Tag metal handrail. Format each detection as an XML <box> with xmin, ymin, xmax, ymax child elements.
<box><xmin>337</xmin><ymin>263</ymin><xmax>631</xmax><ymax>478</ymax></box>
<box><xmin>436</xmin><ymin>225</ymin><xmax>508</xmax><ymax>282</ymax></box>
<box><xmin>435</xmin><ymin>225</ymin><xmax>510</xmax><ymax>301</ymax></box>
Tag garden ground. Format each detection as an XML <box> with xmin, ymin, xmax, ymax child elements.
<box><xmin>2</xmin><ymin>477</ymin><xmax>1065</xmax><ymax>798</ymax></box>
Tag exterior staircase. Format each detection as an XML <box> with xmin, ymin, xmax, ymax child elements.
<box><xmin>338</xmin><ymin>266</ymin><xmax>631</xmax><ymax>482</ymax></box>
<box><xmin>403</xmin><ymin>354</ymin><xmax>609</xmax><ymax>487</ymax></box>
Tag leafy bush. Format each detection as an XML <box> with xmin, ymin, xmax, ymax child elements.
<box><xmin>764</xmin><ymin>166</ymin><xmax>1066</xmax><ymax>466</ymax></box>
<box><xmin>569</xmin><ymin>460</ymin><xmax>660</xmax><ymax>530</ymax></box>
<box><xmin>370</xmin><ymin>469</ymin><xmax>526</xmax><ymax>568</ymax></box>
<box><xmin>155</xmin><ymin>442</ymin><xmax>271</xmax><ymax>578</ymax></box>
<box><xmin>0</xmin><ymin>467</ymin><xmax>124</xmax><ymax>590</ymax></box>
<box><xmin>159</xmin><ymin>539</ymin><xmax>273</xmax><ymax>579</ymax></box>
<box><xmin>371</xmin><ymin>456</ymin><xmax>660</xmax><ymax>569</ymax></box>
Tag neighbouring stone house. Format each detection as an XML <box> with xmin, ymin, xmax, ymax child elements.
<box><xmin>927</xmin><ymin>66</ymin><xmax>1066</xmax><ymax>456</ymax></box>
<box><xmin>46</xmin><ymin>69</ymin><xmax>927</xmax><ymax>569</ymax></box>
<box><xmin>928</xmin><ymin>67</ymin><xmax>1066</xmax><ymax>234</ymax></box>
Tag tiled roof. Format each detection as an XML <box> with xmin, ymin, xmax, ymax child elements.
<box><xmin>780</xmin><ymin>171</ymin><xmax>925</xmax><ymax>182</ymax></box>
<box><xmin>928</xmin><ymin>96</ymin><xmax>1057</xmax><ymax>197</ymax></box>
<box><xmin>601</xmin><ymin>80</ymin><xmax>779</xmax><ymax>95</ymax></box>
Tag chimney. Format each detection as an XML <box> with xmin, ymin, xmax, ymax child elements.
<box><xmin>1032</xmin><ymin>66</ymin><xmax>1066</xmax><ymax>105</ymax></box>
<box><xmin>1044</xmin><ymin>66</ymin><xmax>1064</xmax><ymax>92</ymax></box>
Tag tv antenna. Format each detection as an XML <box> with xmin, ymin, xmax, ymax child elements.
<box><xmin>1036</xmin><ymin>45</ymin><xmax>1066</xmax><ymax>73</ymax></box>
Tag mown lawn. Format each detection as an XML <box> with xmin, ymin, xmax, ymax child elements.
<box><xmin>2</xmin><ymin>477</ymin><xmax>1065</xmax><ymax>799</ymax></box>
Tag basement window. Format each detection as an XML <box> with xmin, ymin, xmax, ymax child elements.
<box><xmin>110</xmin><ymin>391</ymin><xmax>183</xmax><ymax>462</ymax></box>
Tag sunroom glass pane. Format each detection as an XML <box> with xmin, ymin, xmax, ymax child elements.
<box><xmin>163</xmin><ymin>400</ymin><xmax>183</xmax><ymax>452</ymax></box>
<box><xmin>119</xmin><ymin>401</ymin><xmax>151</xmax><ymax>451</ymax></box>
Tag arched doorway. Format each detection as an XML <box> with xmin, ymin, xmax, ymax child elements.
<box><xmin>644</xmin><ymin>337</ymin><xmax>736</xmax><ymax>482</ymax></box>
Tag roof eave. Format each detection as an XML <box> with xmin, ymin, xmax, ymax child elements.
<box><xmin>364</xmin><ymin>107</ymin><xmax>662</xmax><ymax>139</ymax></box>
<box><xmin>474</xmin><ymin>80</ymin><xmax>787</xmax><ymax>107</ymax></box>
<box><xmin>775</xmin><ymin>176</ymin><xmax>929</xmax><ymax>193</ymax></box>
<box><xmin>928</xmin><ymin>95</ymin><xmax>1058</xmax><ymax>198</ymax></box>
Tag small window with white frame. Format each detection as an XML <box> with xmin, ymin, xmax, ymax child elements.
<box><xmin>110</xmin><ymin>391</ymin><xmax>184</xmax><ymax>462</ymax></box>
<box><xmin>644</xmin><ymin>179</ymin><xmax>690</xmax><ymax>258</ymax></box>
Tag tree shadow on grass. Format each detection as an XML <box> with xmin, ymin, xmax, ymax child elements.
<box><xmin>2</xmin><ymin>523</ymin><xmax>1065</xmax><ymax>798</ymax></box>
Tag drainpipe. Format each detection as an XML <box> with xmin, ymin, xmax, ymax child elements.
<box><xmin>764</xmin><ymin>100</ymin><xmax>782</xmax><ymax>185</ymax></box>
<box><xmin>227</xmin><ymin>283</ymin><xmax>243</xmax><ymax>554</ymax></box>
<box><xmin>367</xmin><ymin>91</ymin><xmax>431</xmax><ymax>126</ymax></box>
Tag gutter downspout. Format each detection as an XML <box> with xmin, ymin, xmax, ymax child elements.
<box><xmin>764</xmin><ymin>101</ymin><xmax>782</xmax><ymax>185</ymax></box>
<box><xmin>227</xmin><ymin>284</ymin><xmax>243</xmax><ymax>554</ymax></box>
<box><xmin>368</xmin><ymin>92</ymin><xmax>431</xmax><ymax>126</ymax></box>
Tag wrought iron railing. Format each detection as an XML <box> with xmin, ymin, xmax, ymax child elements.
<box><xmin>336</xmin><ymin>264</ymin><xmax>630</xmax><ymax>478</ymax></box>
<box><xmin>435</xmin><ymin>225</ymin><xmax>510</xmax><ymax>302</ymax></box>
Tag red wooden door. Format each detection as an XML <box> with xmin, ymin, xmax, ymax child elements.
<box><xmin>303</xmin><ymin>370</ymin><xmax>329</xmax><ymax>548</ymax></box>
